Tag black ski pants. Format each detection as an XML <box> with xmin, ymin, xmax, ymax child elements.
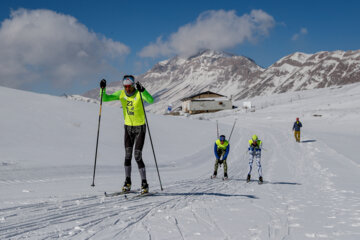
<box><xmin>124</xmin><ymin>124</ymin><xmax>146</xmax><ymax>169</ymax></box>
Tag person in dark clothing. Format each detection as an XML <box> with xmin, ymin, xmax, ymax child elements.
<box><xmin>292</xmin><ymin>117</ymin><xmax>303</xmax><ymax>142</ymax></box>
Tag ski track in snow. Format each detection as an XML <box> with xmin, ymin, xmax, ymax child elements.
<box><xmin>1</xmin><ymin>85</ymin><xmax>360</xmax><ymax>239</ymax></box>
<box><xmin>2</xmin><ymin>123</ymin><xmax>359</xmax><ymax>240</ymax></box>
<box><xmin>1</xmin><ymin>123</ymin><xmax>360</xmax><ymax>240</ymax></box>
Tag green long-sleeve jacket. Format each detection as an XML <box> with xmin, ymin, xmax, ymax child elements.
<box><xmin>100</xmin><ymin>88</ymin><xmax>153</xmax><ymax>126</ymax></box>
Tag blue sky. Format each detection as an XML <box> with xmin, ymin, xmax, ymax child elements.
<box><xmin>0</xmin><ymin>0</ymin><xmax>359</xmax><ymax>95</ymax></box>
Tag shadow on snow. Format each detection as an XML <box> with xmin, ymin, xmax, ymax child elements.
<box><xmin>301</xmin><ymin>139</ymin><xmax>317</xmax><ymax>143</ymax></box>
<box><xmin>231</xmin><ymin>179</ymin><xmax>301</xmax><ymax>185</ymax></box>
<box><xmin>155</xmin><ymin>192</ymin><xmax>258</xmax><ymax>199</ymax></box>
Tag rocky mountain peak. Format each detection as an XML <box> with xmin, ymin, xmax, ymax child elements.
<box><xmin>188</xmin><ymin>49</ymin><xmax>234</xmax><ymax>59</ymax></box>
<box><xmin>83</xmin><ymin>49</ymin><xmax>360</xmax><ymax>114</ymax></box>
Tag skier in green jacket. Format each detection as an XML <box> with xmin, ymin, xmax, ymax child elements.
<box><xmin>99</xmin><ymin>75</ymin><xmax>154</xmax><ymax>194</ymax></box>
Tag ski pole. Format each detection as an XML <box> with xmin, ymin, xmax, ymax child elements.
<box><xmin>228</xmin><ymin>119</ymin><xmax>237</xmax><ymax>142</ymax></box>
<box><xmin>216</xmin><ymin>120</ymin><xmax>219</xmax><ymax>138</ymax></box>
<box><xmin>91</xmin><ymin>81</ymin><xmax>105</xmax><ymax>187</ymax></box>
<box><xmin>138</xmin><ymin>82</ymin><xmax>164</xmax><ymax>191</ymax></box>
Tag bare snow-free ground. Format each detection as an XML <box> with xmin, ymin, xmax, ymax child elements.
<box><xmin>1</xmin><ymin>83</ymin><xmax>360</xmax><ymax>239</ymax></box>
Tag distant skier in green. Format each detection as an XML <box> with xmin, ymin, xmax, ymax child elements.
<box><xmin>212</xmin><ymin>135</ymin><xmax>230</xmax><ymax>180</ymax></box>
<box><xmin>99</xmin><ymin>75</ymin><xmax>154</xmax><ymax>194</ymax></box>
<box><xmin>247</xmin><ymin>135</ymin><xmax>263</xmax><ymax>183</ymax></box>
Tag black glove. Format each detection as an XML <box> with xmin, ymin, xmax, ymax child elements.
<box><xmin>136</xmin><ymin>82</ymin><xmax>145</xmax><ymax>92</ymax></box>
<box><xmin>100</xmin><ymin>79</ymin><xmax>106</xmax><ymax>89</ymax></box>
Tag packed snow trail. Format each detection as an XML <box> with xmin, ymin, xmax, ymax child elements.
<box><xmin>2</xmin><ymin>119</ymin><xmax>359</xmax><ymax>240</ymax></box>
<box><xmin>1</xmin><ymin>86</ymin><xmax>360</xmax><ymax>239</ymax></box>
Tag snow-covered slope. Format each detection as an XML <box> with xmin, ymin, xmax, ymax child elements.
<box><xmin>83</xmin><ymin>49</ymin><xmax>360</xmax><ymax>115</ymax></box>
<box><xmin>62</xmin><ymin>94</ymin><xmax>99</xmax><ymax>104</ymax></box>
<box><xmin>1</xmin><ymin>84</ymin><xmax>360</xmax><ymax>239</ymax></box>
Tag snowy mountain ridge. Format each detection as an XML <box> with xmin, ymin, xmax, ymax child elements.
<box><xmin>83</xmin><ymin>49</ymin><xmax>360</xmax><ymax>114</ymax></box>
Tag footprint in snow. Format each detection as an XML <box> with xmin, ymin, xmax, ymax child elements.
<box><xmin>289</xmin><ymin>223</ymin><xmax>301</xmax><ymax>228</ymax></box>
<box><xmin>351</xmin><ymin>223</ymin><xmax>360</xmax><ymax>227</ymax></box>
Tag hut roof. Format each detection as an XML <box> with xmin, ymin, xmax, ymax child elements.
<box><xmin>181</xmin><ymin>91</ymin><xmax>227</xmax><ymax>101</ymax></box>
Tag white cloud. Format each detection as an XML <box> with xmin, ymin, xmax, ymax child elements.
<box><xmin>139</xmin><ymin>9</ymin><xmax>275</xmax><ymax>58</ymax></box>
<box><xmin>292</xmin><ymin>27</ymin><xmax>308</xmax><ymax>41</ymax></box>
<box><xmin>0</xmin><ymin>9</ymin><xmax>130</xmax><ymax>92</ymax></box>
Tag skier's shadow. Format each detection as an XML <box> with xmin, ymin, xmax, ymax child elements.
<box><xmin>156</xmin><ymin>192</ymin><xmax>258</xmax><ymax>199</ymax></box>
<box><xmin>268</xmin><ymin>181</ymin><xmax>301</xmax><ymax>185</ymax></box>
<box><xmin>301</xmin><ymin>139</ymin><xmax>316</xmax><ymax>143</ymax></box>
<box><xmin>232</xmin><ymin>179</ymin><xmax>301</xmax><ymax>185</ymax></box>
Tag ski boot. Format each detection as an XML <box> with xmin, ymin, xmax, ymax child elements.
<box><xmin>122</xmin><ymin>177</ymin><xmax>131</xmax><ymax>193</ymax></box>
<box><xmin>211</xmin><ymin>171</ymin><xmax>217</xmax><ymax>179</ymax></box>
<box><xmin>141</xmin><ymin>179</ymin><xmax>149</xmax><ymax>194</ymax></box>
<box><xmin>223</xmin><ymin>172</ymin><xmax>228</xmax><ymax>180</ymax></box>
<box><xmin>246</xmin><ymin>174</ymin><xmax>251</xmax><ymax>183</ymax></box>
<box><xmin>258</xmin><ymin>176</ymin><xmax>263</xmax><ymax>184</ymax></box>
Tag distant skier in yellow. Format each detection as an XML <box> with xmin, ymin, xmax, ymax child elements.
<box><xmin>211</xmin><ymin>135</ymin><xmax>230</xmax><ymax>180</ymax></box>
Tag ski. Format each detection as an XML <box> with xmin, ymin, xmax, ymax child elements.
<box><xmin>126</xmin><ymin>191</ymin><xmax>157</xmax><ymax>200</ymax></box>
<box><xmin>258</xmin><ymin>177</ymin><xmax>264</xmax><ymax>184</ymax></box>
<box><xmin>258</xmin><ymin>179</ymin><xmax>264</xmax><ymax>184</ymax></box>
<box><xmin>222</xmin><ymin>177</ymin><xmax>228</xmax><ymax>181</ymax></box>
<box><xmin>104</xmin><ymin>190</ymin><xmax>137</xmax><ymax>197</ymax></box>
